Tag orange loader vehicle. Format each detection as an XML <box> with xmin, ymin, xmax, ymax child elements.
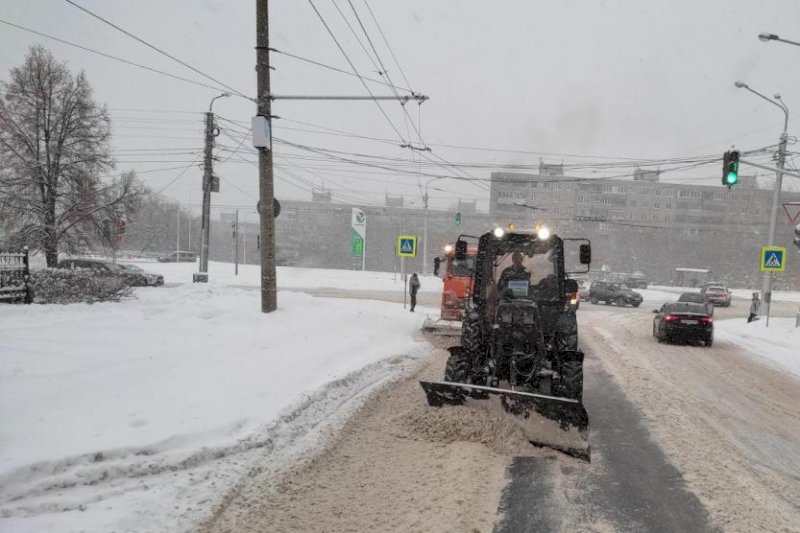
<box><xmin>422</xmin><ymin>242</ymin><xmax>478</xmax><ymax>335</ymax></box>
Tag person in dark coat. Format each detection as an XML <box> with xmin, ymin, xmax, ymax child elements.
<box><xmin>409</xmin><ymin>273</ymin><xmax>421</xmax><ymax>312</ymax></box>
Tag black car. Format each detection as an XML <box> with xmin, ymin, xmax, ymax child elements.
<box><xmin>58</xmin><ymin>259</ymin><xmax>164</xmax><ymax>287</ymax></box>
<box><xmin>652</xmin><ymin>302</ymin><xmax>713</xmax><ymax>346</ymax></box>
<box><xmin>589</xmin><ymin>281</ymin><xmax>643</xmax><ymax>307</ymax></box>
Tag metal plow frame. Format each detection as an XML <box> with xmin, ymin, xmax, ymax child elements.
<box><xmin>420</xmin><ymin>380</ymin><xmax>590</xmax><ymax>461</ymax></box>
<box><xmin>421</xmin><ymin>317</ymin><xmax>463</xmax><ymax>336</ymax></box>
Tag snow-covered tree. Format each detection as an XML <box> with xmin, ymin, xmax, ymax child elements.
<box><xmin>0</xmin><ymin>45</ymin><xmax>142</xmax><ymax>266</ymax></box>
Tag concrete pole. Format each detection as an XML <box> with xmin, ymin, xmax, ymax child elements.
<box><xmin>257</xmin><ymin>0</ymin><xmax>277</xmax><ymax>312</ymax></box>
<box><xmin>761</xmin><ymin>130</ymin><xmax>788</xmax><ymax>326</ymax></box>
<box><xmin>235</xmin><ymin>209</ymin><xmax>239</xmax><ymax>276</ymax></box>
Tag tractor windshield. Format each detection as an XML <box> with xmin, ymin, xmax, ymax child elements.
<box><xmin>493</xmin><ymin>246</ymin><xmax>559</xmax><ymax>302</ymax></box>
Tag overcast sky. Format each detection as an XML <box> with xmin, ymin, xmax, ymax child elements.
<box><xmin>2</xmin><ymin>0</ymin><xmax>799</xmax><ymax>216</ymax></box>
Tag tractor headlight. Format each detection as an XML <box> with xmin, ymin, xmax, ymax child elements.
<box><xmin>493</xmin><ymin>227</ymin><xmax>505</xmax><ymax>238</ymax></box>
<box><xmin>537</xmin><ymin>226</ymin><xmax>550</xmax><ymax>240</ymax></box>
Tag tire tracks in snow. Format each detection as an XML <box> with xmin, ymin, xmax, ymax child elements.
<box><xmin>580</xmin><ymin>307</ymin><xmax>800</xmax><ymax>532</ymax></box>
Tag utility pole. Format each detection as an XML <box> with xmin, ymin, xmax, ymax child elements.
<box><xmin>196</xmin><ymin>93</ymin><xmax>229</xmax><ymax>283</ymax></box>
<box><xmin>762</xmin><ymin>131</ymin><xmax>787</xmax><ymax>325</ymax></box>
<box><xmin>198</xmin><ymin>111</ymin><xmax>214</xmax><ymax>281</ymax></box>
<box><xmin>234</xmin><ymin>209</ymin><xmax>239</xmax><ymax>276</ymax></box>
<box><xmin>257</xmin><ymin>0</ymin><xmax>277</xmax><ymax>312</ymax></box>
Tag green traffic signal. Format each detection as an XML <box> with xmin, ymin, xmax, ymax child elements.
<box><xmin>725</xmin><ymin>162</ymin><xmax>739</xmax><ymax>185</ymax></box>
<box><xmin>722</xmin><ymin>150</ymin><xmax>740</xmax><ymax>188</ymax></box>
<box><xmin>455</xmin><ymin>212</ymin><xmax>461</xmax><ymax>226</ymax></box>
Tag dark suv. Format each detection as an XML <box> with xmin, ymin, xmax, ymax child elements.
<box><xmin>589</xmin><ymin>281</ymin><xmax>643</xmax><ymax>307</ymax></box>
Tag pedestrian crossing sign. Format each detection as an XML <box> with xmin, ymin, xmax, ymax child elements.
<box><xmin>760</xmin><ymin>246</ymin><xmax>786</xmax><ymax>272</ymax></box>
<box><xmin>397</xmin><ymin>235</ymin><xmax>417</xmax><ymax>258</ymax></box>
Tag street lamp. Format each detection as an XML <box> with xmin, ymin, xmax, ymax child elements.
<box><xmin>422</xmin><ymin>176</ymin><xmax>453</xmax><ymax>275</ymax></box>
<box><xmin>758</xmin><ymin>32</ymin><xmax>800</xmax><ymax>47</ymax></box>
<box><xmin>734</xmin><ymin>81</ymin><xmax>789</xmax><ymax>325</ymax></box>
<box><xmin>198</xmin><ymin>92</ymin><xmax>231</xmax><ymax>281</ymax></box>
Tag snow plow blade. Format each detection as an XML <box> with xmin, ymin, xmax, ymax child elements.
<box><xmin>419</xmin><ymin>380</ymin><xmax>590</xmax><ymax>461</ymax></box>
<box><xmin>421</xmin><ymin>317</ymin><xmax>462</xmax><ymax>336</ymax></box>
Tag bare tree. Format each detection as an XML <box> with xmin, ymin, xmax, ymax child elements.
<box><xmin>0</xmin><ymin>45</ymin><xmax>142</xmax><ymax>266</ymax></box>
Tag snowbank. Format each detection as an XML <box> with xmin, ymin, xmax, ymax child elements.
<box><xmin>121</xmin><ymin>260</ymin><xmax>443</xmax><ymax>295</ymax></box>
<box><xmin>0</xmin><ymin>272</ymin><xmax>431</xmax><ymax>531</ymax></box>
<box><xmin>715</xmin><ymin>317</ymin><xmax>800</xmax><ymax>378</ymax></box>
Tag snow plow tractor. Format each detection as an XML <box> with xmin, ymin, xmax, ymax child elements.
<box><xmin>422</xmin><ymin>243</ymin><xmax>477</xmax><ymax>336</ymax></box>
<box><xmin>420</xmin><ymin>227</ymin><xmax>593</xmax><ymax>460</ymax></box>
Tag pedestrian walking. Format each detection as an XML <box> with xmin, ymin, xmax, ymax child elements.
<box><xmin>748</xmin><ymin>292</ymin><xmax>760</xmax><ymax>323</ymax></box>
<box><xmin>409</xmin><ymin>273</ymin><xmax>421</xmax><ymax>312</ymax></box>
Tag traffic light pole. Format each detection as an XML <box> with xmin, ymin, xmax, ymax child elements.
<box><xmin>759</xmin><ymin>133</ymin><xmax>786</xmax><ymax>326</ymax></box>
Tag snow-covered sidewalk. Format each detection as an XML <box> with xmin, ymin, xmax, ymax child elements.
<box><xmin>715</xmin><ymin>317</ymin><xmax>800</xmax><ymax>379</ymax></box>
<box><xmin>0</xmin><ymin>269</ymin><xmax>432</xmax><ymax>532</ymax></box>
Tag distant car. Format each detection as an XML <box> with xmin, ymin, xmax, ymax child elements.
<box><xmin>652</xmin><ymin>302</ymin><xmax>714</xmax><ymax>346</ymax></box>
<box><xmin>117</xmin><ymin>264</ymin><xmax>164</xmax><ymax>286</ymax></box>
<box><xmin>622</xmin><ymin>273</ymin><xmax>648</xmax><ymax>289</ymax></box>
<box><xmin>58</xmin><ymin>259</ymin><xmax>164</xmax><ymax>287</ymax></box>
<box><xmin>677</xmin><ymin>291</ymin><xmax>713</xmax><ymax>314</ymax></box>
<box><xmin>589</xmin><ymin>281</ymin><xmax>643</xmax><ymax>307</ymax></box>
<box><xmin>157</xmin><ymin>251</ymin><xmax>197</xmax><ymax>263</ymax></box>
<box><xmin>578</xmin><ymin>281</ymin><xmax>591</xmax><ymax>302</ymax></box>
<box><xmin>701</xmin><ymin>284</ymin><xmax>732</xmax><ymax>307</ymax></box>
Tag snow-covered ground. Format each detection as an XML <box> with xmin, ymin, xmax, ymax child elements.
<box><xmin>0</xmin><ymin>265</ymin><xmax>435</xmax><ymax>532</ymax></box>
<box><xmin>716</xmin><ymin>317</ymin><xmax>800</xmax><ymax>379</ymax></box>
<box><xmin>123</xmin><ymin>259</ymin><xmax>442</xmax><ymax>295</ymax></box>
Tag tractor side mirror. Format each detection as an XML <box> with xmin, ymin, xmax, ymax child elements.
<box><xmin>454</xmin><ymin>240</ymin><xmax>468</xmax><ymax>260</ymax></box>
<box><xmin>433</xmin><ymin>257</ymin><xmax>441</xmax><ymax>277</ymax></box>
<box><xmin>564</xmin><ymin>279</ymin><xmax>578</xmax><ymax>294</ymax></box>
<box><xmin>579</xmin><ymin>244</ymin><xmax>591</xmax><ymax>265</ymax></box>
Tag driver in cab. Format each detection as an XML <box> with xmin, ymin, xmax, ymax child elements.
<box><xmin>498</xmin><ymin>252</ymin><xmax>531</xmax><ymax>291</ymax></box>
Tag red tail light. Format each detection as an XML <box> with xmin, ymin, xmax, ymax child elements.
<box><xmin>664</xmin><ymin>315</ymin><xmax>679</xmax><ymax>321</ymax></box>
<box><xmin>700</xmin><ymin>316</ymin><xmax>713</xmax><ymax>324</ymax></box>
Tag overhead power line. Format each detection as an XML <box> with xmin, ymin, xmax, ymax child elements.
<box><xmin>63</xmin><ymin>0</ymin><xmax>253</xmax><ymax>100</ymax></box>
<box><xmin>0</xmin><ymin>18</ymin><xmax>231</xmax><ymax>93</ymax></box>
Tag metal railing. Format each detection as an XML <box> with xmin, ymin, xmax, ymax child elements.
<box><xmin>0</xmin><ymin>247</ymin><xmax>33</xmax><ymax>304</ymax></box>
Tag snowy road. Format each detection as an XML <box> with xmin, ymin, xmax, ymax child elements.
<box><xmin>201</xmin><ymin>295</ymin><xmax>800</xmax><ymax>533</ymax></box>
<box><xmin>577</xmin><ymin>305</ymin><xmax>800</xmax><ymax>532</ymax></box>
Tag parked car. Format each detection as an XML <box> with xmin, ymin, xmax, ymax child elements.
<box><xmin>589</xmin><ymin>281</ymin><xmax>643</xmax><ymax>307</ymax></box>
<box><xmin>622</xmin><ymin>273</ymin><xmax>648</xmax><ymax>289</ymax></box>
<box><xmin>117</xmin><ymin>264</ymin><xmax>165</xmax><ymax>286</ymax></box>
<box><xmin>701</xmin><ymin>284</ymin><xmax>732</xmax><ymax>307</ymax></box>
<box><xmin>58</xmin><ymin>259</ymin><xmax>164</xmax><ymax>287</ymax></box>
<box><xmin>157</xmin><ymin>251</ymin><xmax>197</xmax><ymax>263</ymax></box>
<box><xmin>652</xmin><ymin>302</ymin><xmax>714</xmax><ymax>346</ymax></box>
<box><xmin>677</xmin><ymin>291</ymin><xmax>713</xmax><ymax>314</ymax></box>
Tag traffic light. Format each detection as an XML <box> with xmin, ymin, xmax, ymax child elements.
<box><xmin>794</xmin><ymin>223</ymin><xmax>800</xmax><ymax>251</ymax></box>
<box><xmin>722</xmin><ymin>150</ymin><xmax>740</xmax><ymax>188</ymax></box>
<box><xmin>455</xmin><ymin>212</ymin><xmax>461</xmax><ymax>226</ymax></box>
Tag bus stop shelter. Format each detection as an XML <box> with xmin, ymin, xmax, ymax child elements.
<box><xmin>675</xmin><ymin>267</ymin><xmax>710</xmax><ymax>288</ymax></box>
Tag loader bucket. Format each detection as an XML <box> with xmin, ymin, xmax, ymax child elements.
<box><xmin>419</xmin><ymin>380</ymin><xmax>590</xmax><ymax>461</ymax></box>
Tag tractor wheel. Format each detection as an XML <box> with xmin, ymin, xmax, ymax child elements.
<box><xmin>555</xmin><ymin>311</ymin><xmax>579</xmax><ymax>351</ymax></box>
<box><xmin>461</xmin><ymin>310</ymin><xmax>483</xmax><ymax>356</ymax></box>
<box><xmin>444</xmin><ymin>349</ymin><xmax>472</xmax><ymax>383</ymax></box>
<box><xmin>558</xmin><ymin>360</ymin><xmax>584</xmax><ymax>401</ymax></box>
<box><xmin>445</xmin><ymin>311</ymin><xmax>483</xmax><ymax>383</ymax></box>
